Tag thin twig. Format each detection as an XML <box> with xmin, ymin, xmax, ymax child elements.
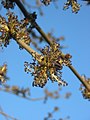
<box><xmin>68</xmin><ymin>65</ymin><xmax>90</xmax><ymax>91</ymax></box>
<box><xmin>13</xmin><ymin>0</ymin><xmax>52</xmax><ymax>45</ymax></box>
<box><xmin>0</xmin><ymin>109</ymin><xmax>18</xmax><ymax>120</ymax></box>
<box><xmin>16</xmin><ymin>39</ymin><xmax>43</xmax><ymax>62</ymax></box>
<box><xmin>0</xmin><ymin>106</ymin><xmax>9</xmax><ymax>120</ymax></box>
<box><xmin>0</xmin><ymin>87</ymin><xmax>45</xmax><ymax>101</ymax></box>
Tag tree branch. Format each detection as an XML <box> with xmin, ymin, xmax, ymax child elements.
<box><xmin>13</xmin><ymin>0</ymin><xmax>52</xmax><ymax>45</ymax></box>
<box><xmin>11</xmin><ymin>0</ymin><xmax>90</xmax><ymax>91</ymax></box>
<box><xmin>69</xmin><ymin>65</ymin><xmax>90</xmax><ymax>91</ymax></box>
<box><xmin>0</xmin><ymin>106</ymin><xmax>18</xmax><ymax>120</ymax></box>
<box><xmin>16</xmin><ymin>39</ymin><xmax>43</xmax><ymax>62</ymax></box>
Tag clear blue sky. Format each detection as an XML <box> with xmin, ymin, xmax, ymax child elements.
<box><xmin>0</xmin><ymin>0</ymin><xmax>90</xmax><ymax>120</ymax></box>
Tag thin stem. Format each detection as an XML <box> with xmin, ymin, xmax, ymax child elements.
<box><xmin>0</xmin><ymin>87</ymin><xmax>45</xmax><ymax>101</ymax></box>
<box><xmin>16</xmin><ymin>39</ymin><xmax>42</xmax><ymax>62</ymax></box>
<box><xmin>35</xmin><ymin>23</ymin><xmax>53</xmax><ymax>45</ymax></box>
<box><xmin>69</xmin><ymin>65</ymin><xmax>90</xmax><ymax>91</ymax></box>
<box><xmin>0</xmin><ymin>111</ymin><xmax>18</xmax><ymax>120</ymax></box>
<box><xmin>13</xmin><ymin>0</ymin><xmax>52</xmax><ymax>45</ymax></box>
<box><xmin>0</xmin><ymin>106</ymin><xmax>9</xmax><ymax>120</ymax></box>
<box><xmin>14</xmin><ymin>0</ymin><xmax>29</xmax><ymax>18</ymax></box>
<box><xmin>12</xmin><ymin>0</ymin><xmax>90</xmax><ymax>91</ymax></box>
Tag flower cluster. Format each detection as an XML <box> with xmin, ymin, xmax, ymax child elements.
<box><xmin>80</xmin><ymin>75</ymin><xmax>90</xmax><ymax>100</ymax></box>
<box><xmin>63</xmin><ymin>0</ymin><xmax>81</xmax><ymax>13</ymax></box>
<box><xmin>0</xmin><ymin>64</ymin><xmax>8</xmax><ymax>84</ymax></box>
<box><xmin>41</xmin><ymin>0</ymin><xmax>81</xmax><ymax>13</ymax></box>
<box><xmin>1</xmin><ymin>0</ymin><xmax>15</xmax><ymax>9</ymax></box>
<box><xmin>44</xmin><ymin>106</ymin><xmax>59</xmax><ymax>120</ymax></box>
<box><xmin>0</xmin><ymin>15</ymin><xmax>10</xmax><ymax>47</ymax></box>
<box><xmin>0</xmin><ymin>12</ymin><xmax>31</xmax><ymax>49</ymax></box>
<box><xmin>7</xmin><ymin>12</ymin><xmax>31</xmax><ymax>48</ymax></box>
<box><xmin>3</xmin><ymin>84</ymin><xmax>30</xmax><ymax>97</ymax></box>
<box><xmin>24</xmin><ymin>42</ymin><xmax>72</xmax><ymax>88</ymax></box>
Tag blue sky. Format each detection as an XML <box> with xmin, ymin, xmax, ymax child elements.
<box><xmin>0</xmin><ymin>0</ymin><xmax>90</xmax><ymax>120</ymax></box>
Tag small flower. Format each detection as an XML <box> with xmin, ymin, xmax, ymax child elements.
<box><xmin>63</xmin><ymin>0</ymin><xmax>81</xmax><ymax>13</ymax></box>
<box><xmin>0</xmin><ymin>64</ymin><xmax>8</xmax><ymax>84</ymax></box>
<box><xmin>41</xmin><ymin>0</ymin><xmax>52</xmax><ymax>6</ymax></box>
<box><xmin>54</xmin><ymin>107</ymin><xmax>59</xmax><ymax>112</ymax></box>
<box><xmin>0</xmin><ymin>15</ymin><xmax>10</xmax><ymax>47</ymax></box>
<box><xmin>1</xmin><ymin>0</ymin><xmax>15</xmax><ymax>9</ymax></box>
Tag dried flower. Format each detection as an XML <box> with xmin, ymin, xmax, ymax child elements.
<box><xmin>64</xmin><ymin>92</ymin><xmax>71</xmax><ymax>99</ymax></box>
<box><xmin>0</xmin><ymin>15</ymin><xmax>10</xmax><ymax>47</ymax></box>
<box><xmin>2</xmin><ymin>84</ymin><xmax>30</xmax><ymax>97</ymax></box>
<box><xmin>80</xmin><ymin>75</ymin><xmax>90</xmax><ymax>100</ymax></box>
<box><xmin>54</xmin><ymin>106</ymin><xmax>59</xmax><ymax>111</ymax></box>
<box><xmin>1</xmin><ymin>0</ymin><xmax>15</xmax><ymax>9</ymax></box>
<box><xmin>24</xmin><ymin>42</ymin><xmax>71</xmax><ymax>88</ymax></box>
<box><xmin>0</xmin><ymin>64</ymin><xmax>8</xmax><ymax>84</ymax></box>
<box><xmin>41</xmin><ymin>0</ymin><xmax>52</xmax><ymax>5</ymax></box>
<box><xmin>11</xmin><ymin>86</ymin><xmax>30</xmax><ymax>97</ymax></box>
<box><xmin>63</xmin><ymin>0</ymin><xmax>81</xmax><ymax>13</ymax></box>
<box><xmin>0</xmin><ymin>12</ymin><xmax>31</xmax><ymax>49</ymax></box>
